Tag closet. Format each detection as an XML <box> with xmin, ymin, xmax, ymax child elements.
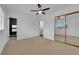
<box><xmin>54</xmin><ymin>11</ymin><xmax>79</xmax><ymax>47</ymax></box>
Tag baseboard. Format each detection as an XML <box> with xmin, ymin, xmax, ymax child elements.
<box><xmin>17</xmin><ymin>35</ymin><xmax>40</xmax><ymax>40</ymax></box>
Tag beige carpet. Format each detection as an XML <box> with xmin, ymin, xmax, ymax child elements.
<box><xmin>2</xmin><ymin>37</ymin><xmax>79</xmax><ymax>55</ymax></box>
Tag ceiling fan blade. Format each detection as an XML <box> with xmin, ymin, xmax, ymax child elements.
<box><xmin>36</xmin><ymin>13</ymin><xmax>39</xmax><ymax>15</ymax></box>
<box><xmin>42</xmin><ymin>12</ymin><xmax>45</xmax><ymax>14</ymax></box>
<box><xmin>37</xmin><ymin>4</ymin><xmax>41</xmax><ymax>8</ymax></box>
<box><xmin>42</xmin><ymin>8</ymin><xmax>50</xmax><ymax>11</ymax></box>
<box><xmin>31</xmin><ymin>10</ymin><xmax>38</xmax><ymax>12</ymax></box>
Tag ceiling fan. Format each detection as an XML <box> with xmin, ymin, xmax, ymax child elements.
<box><xmin>30</xmin><ymin>4</ymin><xmax>50</xmax><ymax>15</ymax></box>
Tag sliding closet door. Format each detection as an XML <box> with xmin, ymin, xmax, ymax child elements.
<box><xmin>54</xmin><ymin>16</ymin><xmax>65</xmax><ymax>43</ymax></box>
<box><xmin>66</xmin><ymin>13</ymin><xmax>79</xmax><ymax>46</ymax></box>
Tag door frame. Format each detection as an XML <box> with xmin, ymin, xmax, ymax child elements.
<box><xmin>9</xmin><ymin>17</ymin><xmax>17</xmax><ymax>37</ymax></box>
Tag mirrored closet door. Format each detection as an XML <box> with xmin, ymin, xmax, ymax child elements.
<box><xmin>54</xmin><ymin>11</ymin><xmax>79</xmax><ymax>47</ymax></box>
<box><xmin>54</xmin><ymin>16</ymin><xmax>66</xmax><ymax>43</ymax></box>
<box><xmin>66</xmin><ymin>13</ymin><xmax>79</xmax><ymax>46</ymax></box>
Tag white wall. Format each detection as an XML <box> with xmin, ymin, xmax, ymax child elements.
<box><xmin>0</xmin><ymin>5</ymin><xmax>8</xmax><ymax>54</ymax></box>
<box><xmin>7</xmin><ymin>12</ymin><xmax>40</xmax><ymax>40</ymax></box>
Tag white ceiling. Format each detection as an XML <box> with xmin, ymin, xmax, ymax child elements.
<box><xmin>6</xmin><ymin>4</ymin><xmax>77</xmax><ymax>15</ymax></box>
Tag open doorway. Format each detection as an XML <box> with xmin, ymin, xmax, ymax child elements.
<box><xmin>9</xmin><ymin>17</ymin><xmax>17</xmax><ymax>40</ymax></box>
<box><xmin>40</xmin><ymin>21</ymin><xmax>44</xmax><ymax>37</ymax></box>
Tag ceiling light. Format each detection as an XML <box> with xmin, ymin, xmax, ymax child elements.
<box><xmin>38</xmin><ymin>11</ymin><xmax>42</xmax><ymax>13</ymax></box>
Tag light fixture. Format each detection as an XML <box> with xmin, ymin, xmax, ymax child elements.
<box><xmin>38</xmin><ymin>11</ymin><xmax>42</xmax><ymax>14</ymax></box>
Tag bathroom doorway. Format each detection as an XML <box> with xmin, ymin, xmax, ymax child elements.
<box><xmin>40</xmin><ymin>21</ymin><xmax>44</xmax><ymax>37</ymax></box>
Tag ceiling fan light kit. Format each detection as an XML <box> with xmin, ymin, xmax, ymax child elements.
<box><xmin>38</xmin><ymin>11</ymin><xmax>42</xmax><ymax>13</ymax></box>
<box><xmin>30</xmin><ymin>4</ymin><xmax>50</xmax><ymax>15</ymax></box>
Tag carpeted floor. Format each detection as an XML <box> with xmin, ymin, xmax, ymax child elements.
<box><xmin>2</xmin><ymin>37</ymin><xmax>79</xmax><ymax>55</ymax></box>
